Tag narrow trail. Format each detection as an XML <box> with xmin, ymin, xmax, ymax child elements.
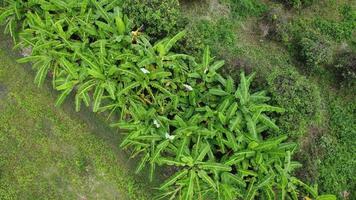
<box><xmin>0</xmin><ymin>32</ymin><xmax>158</xmax><ymax>199</ymax></box>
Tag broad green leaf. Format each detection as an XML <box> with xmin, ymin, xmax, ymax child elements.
<box><xmin>210</xmin><ymin>60</ymin><xmax>225</xmax><ymax>72</ymax></box>
<box><xmin>55</xmin><ymin>88</ymin><xmax>72</xmax><ymax>107</ymax></box>
<box><xmin>209</xmin><ymin>88</ymin><xmax>228</xmax><ymax>96</ymax></box>
<box><xmin>151</xmin><ymin>140</ymin><xmax>170</xmax><ymax>162</ymax></box>
<box><xmin>259</xmin><ymin>114</ymin><xmax>279</xmax><ymax>131</ymax></box>
<box><xmin>164</xmin><ymin>30</ymin><xmax>186</xmax><ymax>55</ymax></box>
<box><xmin>199</xmin><ymin>162</ymin><xmax>231</xmax><ymax>172</ymax></box>
<box><xmin>197</xmin><ymin>170</ymin><xmax>216</xmax><ymax>190</ymax></box>
<box><xmin>34</xmin><ymin>61</ymin><xmax>51</xmax><ymax>87</ymax></box>
<box><xmin>136</xmin><ymin>153</ymin><xmax>149</xmax><ymax>174</ymax></box>
<box><xmin>256</xmin><ymin>174</ymin><xmax>274</xmax><ymax>188</ymax></box>
<box><xmin>316</xmin><ymin>195</ymin><xmax>337</xmax><ymax>200</ymax></box>
<box><xmin>238</xmin><ymin>169</ymin><xmax>258</xmax><ymax>177</ymax></box>
<box><xmin>196</xmin><ymin>143</ymin><xmax>210</xmax><ymax>161</ymax></box>
<box><xmin>160</xmin><ymin>169</ymin><xmax>188</xmax><ymax>190</ymax></box>
<box><xmin>203</xmin><ymin>46</ymin><xmax>210</xmax><ymax>69</ymax></box>
<box><xmin>250</xmin><ymin>104</ymin><xmax>285</xmax><ymax>113</ymax></box>
<box><xmin>185</xmin><ymin>170</ymin><xmax>195</xmax><ymax>200</ymax></box>
<box><xmin>93</xmin><ymin>86</ymin><xmax>104</xmax><ymax>112</ymax></box>
<box><xmin>246</xmin><ymin>115</ymin><xmax>258</xmax><ymax>139</ymax></box>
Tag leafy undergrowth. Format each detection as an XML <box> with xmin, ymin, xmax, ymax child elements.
<box><xmin>0</xmin><ymin>0</ymin><xmax>353</xmax><ymax>199</ymax></box>
<box><xmin>0</xmin><ymin>0</ymin><xmax>337</xmax><ymax>199</ymax></box>
<box><xmin>181</xmin><ymin>0</ymin><xmax>355</xmax><ymax>199</ymax></box>
<box><xmin>297</xmin><ymin>91</ymin><xmax>356</xmax><ymax>199</ymax></box>
<box><xmin>0</xmin><ymin>36</ymin><xmax>152</xmax><ymax>200</ymax></box>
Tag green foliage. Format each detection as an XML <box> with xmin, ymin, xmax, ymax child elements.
<box><xmin>267</xmin><ymin>69</ymin><xmax>322</xmax><ymax>137</ymax></box>
<box><xmin>312</xmin><ymin>18</ymin><xmax>355</xmax><ymax>42</ymax></box>
<box><xmin>297</xmin><ymin>35</ymin><xmax>332</xmax><ymax>70</ymax></box>
<box><xmin>270</xmin><ymin>4</ymin><xmax>355</xmax><ymax>71</ymax></box>
<box><xmin>223</xmin><ymin>0</ymin><xmax>267</xmax><ymax>17</ymax></box>
<box><xmin>0</xmin><ymin>182</ymin><xmax>16</xmax><ymax>200</ymax></box>
<box><xmin>334</xmin><ymin>50</ymin><xmax>356</xmax><ymax>86</ymax></box>
<box><xmin>278</xmin><ymin>0</ymin><xmax>314</xmax><ymax>9</ymax></box>
<box><xmin>317</xmin><ymin>97</ymin><xmax>356</xmax><ymax>199</ymax></box>
<box><xmin>299</xmin><ymin>95</ymin><xmax>356</xmax><ymax>200</ymax></box>
<box><xmin>271</xmin><ymin>18</ymin><xmax>333</xmax><ymax>71</ymax></box>
<box><xmin>182</xmin><ymin>18</ymin><xmax>237</xmax><ymax>57</ymax></box>
<box><xmin>262</xmin><ymin>5</ymin><xmax>289</xmax><ymax>41</ymax></box>
<box><xmin>312</xmin><ymin>5</ymin><xmax>356</xmax><ymax>42</ymax></box>
<box><xmin>0</xmin><ymin>0</ymin><xmax>335</xmax><ymax>199</ymax></box>
<box><xmin>122</xmin><ymin>0</ymin><xmax>186</xmax><ymax>41</ymax></box>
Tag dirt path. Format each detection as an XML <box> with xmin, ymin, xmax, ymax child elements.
<box><xmin>0</xmin><ymin>32</ymin><xmax>156</xmax><ymax>199</ymax></box>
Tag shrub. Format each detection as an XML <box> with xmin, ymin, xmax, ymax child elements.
<box><xmin>0</xmin><ymin>1</ymin><xmax>335</xmax><ymax>199</ymax></box>
<box><xmin>181</xmin><ymin>18</ymin><xmax>237</xmax><ymax>58</ymax></box>
<box><xmin>308</xmin><ymin>4</ymin><xmax>356</xmax><ymax>43</ymax></box>
<box><xmin>297</xmin><ymin>35</ymin><xmax>332</xmax><ymax>70</ymax></box>
<box><xmin>262</xmin><ymin>5</ymin><xmax>290</xmax><ymax>41</ymax></box>
<box><xmin>223</xmin><ymin>0</ymin><xmax>267</xmax><ymax>17</ymax></box>
<box><xmin>340</xmin><ymin>4</ymin><xmax>356</xmax><ymax>22</ymax></box>
<box><xmin>334</xmin><ymin>50</ymin><xmax>356</xmax><ymax>86</ymax></box>
<box><xmin>312</xmin><ymin>19</ymin><xmax>355</xmax><ymax>42</ymax></box>
<box><xmin>273</xmin><ymin>18</ymin><xmax>333</xmax><ymax>71</ymax></box>
<box><xmin>278</xmin><ymin>0</ymin><xmax>314</xmax><ymax>9</ymax></box>
<box><xmin>267</xmin><ymin>69</ymin><xmax>322</xmax><ymax>137</ymax></box>
<box><xmin>122</xmin><ymin>0</ymin><xmax>186</xmax><ymax>41</ymax></box>
<box><xmin>269</xmin><ymin>5</ymin><xmax>354</xmax><ymax>71</ymax></box>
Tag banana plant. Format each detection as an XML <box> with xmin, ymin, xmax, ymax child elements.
<box><xmin>188</xmin><ymin>46</ymin><xmax>225</xmax><ymax>84</ymax></box>
<box><xmin>0</xmin><ymin>0</ymin><xmax>31</xmax><ymax>42</ymax></box>
<box><xmin>206</xmin><ymin>71</ymin><xmax>284</xmax><ymax>141</ymax></box>
<box><xmin>0</xmin><ymin>1</ymin><xmax>337</xmax><ymax>199</ymax></box>
<box><xmin>136</xmin><ymin>31</ymin><xmax>194</xmax><ymax>74</ymax></box>
<box><xmin>157</xmin><ymin>141</ymin><xmax>231</xmax><ymax>200</ymax></box>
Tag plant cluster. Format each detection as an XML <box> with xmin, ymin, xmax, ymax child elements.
<box><xmin>0</xmin><ymin>0</ymin><xmax>335</xmax><ymax>199</ymax></box>
<box><xmin>296</xmin><ymin>35</ymin><xmax>332</xmax><ymax>70</ymax></box>
<box><xmin>268</xmin><ymin>18</ymin><xmax>333</xmax><ymax>71</ymax></box>
<box><xmin>334</xmin><ymin>50</ymin><xmax>356</xmax><ymax>86</ymax></box>
<box><xmin>267</xmin><ymin>4</ymin><xmax>355</xmax><ymax>72</ymax></box>
<box><xmin>122</xmin><ymin>0</ymin><xmax>186</xmax><ymax>42</ymax></box>
<box><xmin>266</xmin><ymin>69</ymin><xmax>322</xmax><ymax>138</ymax></box>
<box><xmin>317</xmin><ymin>97</ymin><xmax>356</xmax><ymax>199</ymax></box>
<box><xmin>222</xmin><ymin>0</ymin><xmax>267</xmax><ymax>18</ymax></box>
<box><xmin>312</xmin><ymin>18</ymin><xmax>355</xmax><ymax>42</ymax></box>
<box><xmin>278</xmin><ymin>0</ymin><xmax>314</xmax><ymax>9</ymax></box>
<box><xmin>312</xmin><ymin>5</ymin><xmax>355</xmax><ymax>43</ymax></box>
<box><xmin>181</xmin><ymin>18</ymin><xmax>237</xmax><ymax>57</ymax></box>
<box><xmin>262</xmin><ymin>5</ymin><xmax>289</xmax><ymax>41</ymax></box>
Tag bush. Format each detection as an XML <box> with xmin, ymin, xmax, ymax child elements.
<box><xmin>223</xmin><ymin>0</ymin><xmax>267</xmax><ymax>17</ymax></box>
<box><xmin>269</xmin><ymin>5</ymin><xmax>354</xmax><ymax>71</ymax></box>
<box><xmin>122</xmin><ymin>0</ymin><xmax>186</xmax><ymax>41</ymax></box>
<box><xmin>308</xmin><ymin>5</ymin><xmax>356</xmax><ymax>43</ymax></box>
<box><xmin>297</xmin><ymin>35</ymin><xmax>332</xmax><ymax>70</ymax></box>
<box><xmin>272</xmin><ymin>18</ymin><xmax>333</xmax><ymax>71</ymax></box>
<box><xmin>334</xmin><ymin>50</ymin><xmax>356</xmax><ymax>86</ymax></box>
<box><xmin>267</xmin><ymin>69</ymin><xmax>322</xmax><ymax>137</ymax></box>
<box><xmin>181</xmin><ymin>18</ymin><xmax>237</xmax><ymax>58</ymax></box>
<box><xmin>279</xmin><ymin>0</ymin><xmax>314</xmax><ymax>8</ymax></box>
<box><xmin>262</xmin><ymin>5</ymin><xmax>290</xmax><ymax>41</ymax></box>
<box><xmin>312</xmin><ymin>19</ymin><xmax>355</xmax><ymax>42</ymax></box>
